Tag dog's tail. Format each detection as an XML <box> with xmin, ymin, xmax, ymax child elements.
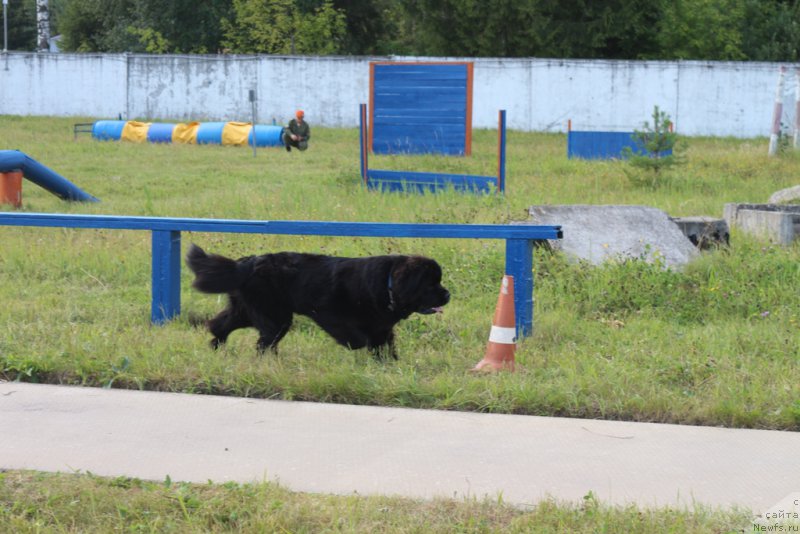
<box><xmin>186</xmin><ymin>244</ymin><xmax>253</xmax><ymax>294</ymax></box>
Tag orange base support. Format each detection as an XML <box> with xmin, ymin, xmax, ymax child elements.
<box><xmin>0</xmin><ymin>171</ymin><xmax>23</xmax><ymax>208</ymax></box>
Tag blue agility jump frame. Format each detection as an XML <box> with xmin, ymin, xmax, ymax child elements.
<box><xmin>359</xmin><ymin>104</ymin><xmax>507</xmax><ymax>194</ymax></box>
<box><xmin>0</xmin><ymin>213</ymin><xmax>561</xmax><ymax>337</ymax></box>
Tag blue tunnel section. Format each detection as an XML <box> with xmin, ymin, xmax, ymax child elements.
<box><xmin>249</xmin><ymin>125</ymin><xmax>284</xmax><ymax>147</ymax></box>
<box><xmin>146</xmin><ymin>123</ymin><xmax>177</xmax><ymax>143</ymax></box>
<box><xmin>91</xmin><ymin>120</ymin><xmax>285</xmax><ymax>148</ymax></box>
<box><xmin>196</xmin><ymin>122</ymin><xmax>226</xmax><ymax>145</ymax></box>
<box><xmin>92</xmin><ymin>121</ymin><xmax>126</xmax><ymax>141</ymax></box>
<box><xmin>0</xmin><ymin>150</ymin><xmax>99</xmax><ymax>202</ymax></box>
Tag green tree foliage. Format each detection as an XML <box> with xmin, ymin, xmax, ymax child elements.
<box><xmin>740</xmin><ymin>0</ymin><xmax>800</xmax><ymax>61</ymax></box>
<box><xmin>623</xmin><ymin>106</ymin><xmax>686</xmax><ymax>187</ymax></box>
<box><xmin>1</xmin><ymin>0</ymin><xmax>43</xmax><ymax>51</ymax></box>
<box><xmin>17</xmin><ymin>0</ymin><xmax>800</xmax><ymax>60</ymax></box>
<box><xmin>221</xmin><ymin>0</ymin><xmax>346</xmax><ymax>54</ymax></box>
<box><xmin>657</xmin><ymin>0</ymin><xmax>747</xmax><ymax>60</ymax></box>
<box><xmin>396</xmin><ymin>0</ymin><xmax>664</xmax><ymax>58</ymax></box>
<box><xmin>330</xmin><ymin>0</ymin><xmax>399</xmax><ymax>54</ymax></box>
<box><xmin>58</xmin><ymin>0</ymin><xmax>231</xmax><ymax>53</ymax></box>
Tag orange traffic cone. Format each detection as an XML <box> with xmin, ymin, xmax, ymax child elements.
<box><xmin>471</xmin><ymin>275</ymin><xmax>516</xmax><ymax>372</ymax></box>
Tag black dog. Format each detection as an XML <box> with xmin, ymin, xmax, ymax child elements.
<box><xmin>186</xmin><ymin>244</ymin><xmax>450</xmax><ymax>359</ymax></box>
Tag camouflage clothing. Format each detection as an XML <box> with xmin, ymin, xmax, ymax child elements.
<box><xmin>282</xmin><ymin>118</ymin><xmax>310</xmax><ymax>151</ymax></box>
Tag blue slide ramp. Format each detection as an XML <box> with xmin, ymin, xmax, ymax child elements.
<box><xmin>0</xmin><ymin>150</ymin><xmax>98</xmax><ymax>202</ymax></box>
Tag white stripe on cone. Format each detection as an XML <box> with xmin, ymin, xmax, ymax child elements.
<box><xmin>489</xmin><ymin>325</ymin><xmax>516</xmax><ymax>344</ymax></box>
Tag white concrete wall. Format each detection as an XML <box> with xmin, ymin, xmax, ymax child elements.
<box><xmin>0</xmin><ymin>52</ymin><xmax>796</xmax><ymax>138</ymax></box>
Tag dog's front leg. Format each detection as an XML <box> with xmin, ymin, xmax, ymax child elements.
<box><xmin>368</xmin><ymin>330</ymin><xmax>398</xmax><ymax>361</ymax></box>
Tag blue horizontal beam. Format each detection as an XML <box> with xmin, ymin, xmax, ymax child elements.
<box><xmin>0</xmin><ymin>212</ymin><xmax>562</xmax><ymax>240</ymax></box>
<box><xmin>1</xmin><ymin>212</ymin><xmax>562</xmax><ymax>334</ymax></box>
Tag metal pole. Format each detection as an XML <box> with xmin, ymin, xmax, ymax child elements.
<box><xmin>3</xmin><ymin>0</ymin><xmax>8</xmax><ymax>72</ymax></box>
<box><xmin>3</xmin><ymin>0</ymin><xmax>7</xmax><ymax>52</ymax></box>
<box><xmin>249</xmin><ymin>89</ymin><xmax>257</xmax><ymax>158</ymax></box>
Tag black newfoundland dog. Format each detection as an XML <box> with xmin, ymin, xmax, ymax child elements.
<box><xmin>186</xmin><ymin>244</ymin><xmax>450</xmax><ymax>359</ymax></box>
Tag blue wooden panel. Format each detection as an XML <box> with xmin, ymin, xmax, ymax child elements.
<box><xmin>374</xmin><ymin>113</ymin><xmax>467</xmax><ymax>124</ymax></box>
<box><xmin>367</xmin><ymin>170</ymin><xmax>495</xmax><ymax>193</ymax></box>
<box><xmin>567</xmin><ymin>131</ymin><xmax>673</xmax><ymax>160</ymax></box>
<box><xmin>372</xmin><ymin>63</ymin><xmax>470</xmax><ymax>156</ymax></box>
<box><xmin>374</xmin><ymin>64</ymin><xmax>467</xmax><ymax>80</ymax></box>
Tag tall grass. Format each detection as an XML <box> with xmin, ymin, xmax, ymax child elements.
<box><xmin>1</xmin><ymin>115</ymin><xmax>799</xmax><ymax>430</ymax></box>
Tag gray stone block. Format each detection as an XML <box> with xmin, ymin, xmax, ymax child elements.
<box><xmin>769</xmin><ymin>185</ymin><xmax>800</xmax><ymax>204</ymax></box>
<box><xmin>525</xmin><ymin>205</ymin><xmax>699</xmax><ymax>268</ymax></box>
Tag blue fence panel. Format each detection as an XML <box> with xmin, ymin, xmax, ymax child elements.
<box><xmin>567</xmin><ymin>131</ymin><xmax>673</xmax><ymax>160</ymax></box>
<box><xmin>372</xmin><ymin>63</ymin><xmax>470</xmax><ymax>156</ymax></box>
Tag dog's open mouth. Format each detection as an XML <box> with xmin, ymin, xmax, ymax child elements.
<box><xmin>418</xmin><ymin>306</ymin><xmax>444</xmax><ymax>315</ymax></box>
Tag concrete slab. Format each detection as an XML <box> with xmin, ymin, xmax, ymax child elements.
<box><xmin>526</xmin><ymin>205</ymin><xmax>699</xmax><ymax>268</ymax></box>
<box><xmin>723</xmin><ymin>203</ymin><xmax>800</xmax><ymax>245</ymax></box>
<box><xmin>2</xmin><ymin>382</ymin><xmax>799</xmax><ymax>513</ymax></box>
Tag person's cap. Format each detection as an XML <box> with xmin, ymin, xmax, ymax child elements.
<box><xmin>296</xmin><ymin>110</ymin><xmax>304</xmax><ymax>118</ymax></box>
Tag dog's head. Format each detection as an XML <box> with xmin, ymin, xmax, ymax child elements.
<box><xmin>390</xmin><ymin>256</ymin><xmax>450</xmax><ymax>316</ymax></box>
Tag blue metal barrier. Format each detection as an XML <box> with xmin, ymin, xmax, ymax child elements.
<box><xmin>0</xmin><ymin>213</ymin><xmax>562</xmax><ymax>337</ymax></box>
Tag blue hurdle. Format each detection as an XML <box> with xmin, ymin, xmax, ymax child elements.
<box><xmin>0</xmin><ymin>213</ymin><xmax>562</xmax><ymax>337</ymax></box>
<box><xmin>359</xmin><ymin>104</ymin><xmax>507</xmax><ymax>194</ymax></box>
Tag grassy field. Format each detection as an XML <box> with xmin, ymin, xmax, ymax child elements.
<box><xmin>2</xmin><ymin>115</ymin><xmax>795</xmax><ymax>531</ymax></box>
<box><xmin>0</xmin><ymin>470</ymin><xmax>750</xmax><ymax>533</ymax></box>
<box><xmin>1</xmin><ymin>116</ymin><xmax>799</xmax><ymax>430</ymax></box>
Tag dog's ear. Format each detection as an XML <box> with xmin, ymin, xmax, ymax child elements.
<box><xmin>391</xmin><ymin>257</ymin><xmax>441</xmax><ymax>299</ymax></box>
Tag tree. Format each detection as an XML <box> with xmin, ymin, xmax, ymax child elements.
<box><xmin>329</xmin><ymin>0</ymin><xmax>399</xmax><ymax>54</ymax></box>
<box><xmin>622</xmin><ymin>106</ymin><xmax>685</xmax><ymax>187</ymax></box>
<box><xmin>222</xmin><ymin>0</ymin><xmax>346</xmax><ymax>54</ymax></box>
<box><xmin>657</xmin><ymin>0</ymin><xmax>747</xmax><ymax>60</ymax></box>
<box><xmin>1</xmin><ymin>0</ymin><xmax>38</xmax><ymax>51</ymax></box>
<box><xmin>59</xmin><ymin>0</ymin><xmax>232</xmax><ymax>53</ymax></box>
<box><xmin>395</xmin><ymin>0</ymin><xmax>666</xmax><ymax>59</ymax></box>
<box><xmin>740</xmin><ymin>0</ymin><xmax>800</xmax><ymax>61</ymax></box>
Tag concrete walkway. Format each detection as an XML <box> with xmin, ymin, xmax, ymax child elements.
<box><xmin>2</xmin><ymin>381</ymin><xmax>798</xmax><ymax>513</ymax></box>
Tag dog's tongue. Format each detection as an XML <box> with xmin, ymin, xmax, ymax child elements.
<box><xmin>432</xmin><ymin>306</ymin><xmax>444</xmax><ymax>314</ymax></box>
<box><xmin>418</xmin><ymin>306</ymin><xmax>444</xmax><ymax>315</ymax></box>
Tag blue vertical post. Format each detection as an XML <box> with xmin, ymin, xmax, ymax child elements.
<box><xmin>359</xmin><ymin>104</ymin><xmax>369</xmax><ymax>186</ymax></box>
<box><xmin>151</xmin><ymin>230</ymin><xmax>181</xmax><ymax>324</ymax></box>
<box><xmin>505</xmin><ymin>238</ymin><xmax>534</xmax><ymax>337</ymax></box>
<box><xmin>497</xmin><ymin>110</ymin><xmax>507</xmax><ymax>193</ymax></box>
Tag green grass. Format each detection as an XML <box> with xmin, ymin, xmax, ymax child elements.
<box><xmin>0</xmin><ymin>115</ymin><xmax>799</xmax><ymax>432</ymax></box>
<box><xmin>1</xmin><ymin>116</ymin><xmax>794</xmax><ymax>531</ymax></box>
<box><xmin>0</xmin><ymin>470</ymin><xmax>749</xmax><ymax>533</ymax></box>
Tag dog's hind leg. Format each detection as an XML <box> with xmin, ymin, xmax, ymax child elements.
<box><xmin>252</xmin><ymin>314</ymin><xmax>293</xmax><ymax>354</ymax></box>
<box><xmin>207</xmin><ymin>299</ymin><xmax>251</xmax><ymax>350</ymax></box>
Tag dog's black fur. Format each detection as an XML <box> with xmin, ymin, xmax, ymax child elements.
<box><xmin>186</xmin><ymin>244</ymin><xmax>450</xmax><ymax>359</ymax></box>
